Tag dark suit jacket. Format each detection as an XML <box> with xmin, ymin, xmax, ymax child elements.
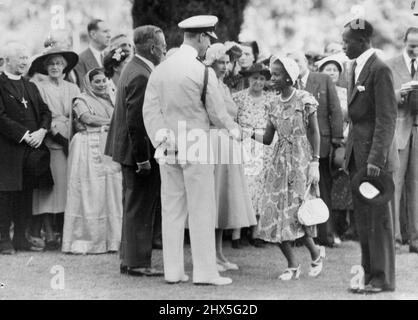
<box><xmin>344</xmin><ymin>53</ymin><xmax>398</xmax><ymax>173</ymax></box>
<box><xmin>105</xmin><ymin>56</ymin><xmax>154</xmax><ymax>166</ymax></box>
<box><xmin>74</xmin><ymin>48</ymin><xmax>100</xmax><ymax>91</ymax></box>
<box><xmin>0</xmin><ymin>73</ymin><xmax>52</xmax><ymax>191</ymax></box>
<box><xmin>305</xmin><ymin>72</ymin><xmax>344</xmax><ymax>158</ymax></box>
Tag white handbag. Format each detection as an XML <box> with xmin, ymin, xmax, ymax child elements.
<box><xmin>297</xmin><ymin>182</ymin><xmax>329</xmax><ymax>226</ymax></box>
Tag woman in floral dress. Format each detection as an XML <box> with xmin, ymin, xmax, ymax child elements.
<box><xmin>234</xmin><ymin>63</ymin><xmax>276</xmax><ymax>248</ymax></box>
<box><xmin>253</xmin><ymin>56</ymin><xmax>325</xmax><ymax>281</ymax></box>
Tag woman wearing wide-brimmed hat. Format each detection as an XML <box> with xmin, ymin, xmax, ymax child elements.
<box><xmin>29</xmin><ymin>47</ymin><xmax>80</xmax><ymax>251</ymax></box>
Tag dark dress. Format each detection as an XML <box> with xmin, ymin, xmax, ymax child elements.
<box><xmin>0</xmin><ymin>73</ymin><xmax>52</xmax><ymax>251</ymax></box>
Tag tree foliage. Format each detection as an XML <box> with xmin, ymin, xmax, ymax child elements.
<box><xmin>132</xmin><ymin>0</ymin><xmax>250</xmax><ymax>48</ymax></box>
<box><xmin>240</xmin><ymin>0</ymin><xmax>418</xmax><ymax>58</ymax></box>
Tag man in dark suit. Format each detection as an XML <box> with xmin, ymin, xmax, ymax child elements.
<box><xmin>288</xmin><ymin>51</ymin><xmax>344</xmax><ymax>247</ymax></box>
<box><xmin>386</xmin><ymin>27</ymin><xmax>418</xmax><ymax>253</ymax></box>
<box><xmin>105</xmin><ymin>26</ymin><xmax>166</xmax><ymax>276</ymax></box>
<box><xmin>343</xmin><ymin>19</ymin><xmax>398</xmax><ymax>293</ymax></box>
<box><xmin>0</xmin><ymin>43</ymin><xmax>52</xmax><ymax>255</ymax></box>
<box><xmin>74</xmin><ymin>19</ymin><xmax>111</xmax><ymax>90</ymax></box>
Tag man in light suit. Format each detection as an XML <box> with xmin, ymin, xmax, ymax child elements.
<box><xmin>288</xmin><ymin>51</ymin><xmax>344</xmax><ymax>247</ymax></box>
<box><xmin>74</xmin><ymin>19</ymin><xmax>111</xmax><ymax>90</ymax></box>
<box><xmin>105</xmin><ymin>26</ymin><xmax>166</xmax><ymax>277</ymax></box>
<box><xmin>143</xmin><ymin>15</ymin><xmax>240</xmax><ymax>285</ymax></box>
<box><xmin>343</xmin><ymin>19</ymin><xmax>398</xmax><ymax>293</ymax></box>
<box><xmin>386</xmin><ymin>27</ymin><xmax>418</xmax><ymax>253</ymax></box>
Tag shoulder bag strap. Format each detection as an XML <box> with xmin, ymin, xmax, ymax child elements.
<box><xmin>201</xmin><ymin>66</ymin><xmax>209</xmax><ymax>109</ymax></box>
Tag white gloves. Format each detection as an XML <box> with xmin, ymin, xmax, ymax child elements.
<box><xmin>308</xmin><ymin>161</ymin><xmax>320</xmax><ymax>185</ymax></box>
<box><xmin>229</xmin><ymin>125</ymin><xmax>242</xmax><ymax>141</ymax></box>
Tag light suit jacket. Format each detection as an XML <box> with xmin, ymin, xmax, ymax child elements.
<box><xmin>143</xmin><ymin>44</ymin><xmax>238</xmax><ymax>163</ymax></box>
<box><xmin>386</xmin><ymin>54</ymin><xmax>418</xmax><ymax>150</ymax></box>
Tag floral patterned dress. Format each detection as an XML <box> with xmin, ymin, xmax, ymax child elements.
<box><xmin>234</xmin><ymin>89</ymin><xmax>276</xmax><ymax>217</ymax></box>
<box><xmin>257</xmin><ymin>90</ymin><xmax>319</xmax><ymax>243</ymax></box>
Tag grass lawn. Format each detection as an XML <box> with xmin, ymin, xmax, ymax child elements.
<box><xmin>1</xmin><ymin>240</ymin><xmax>417</xmax><ymax>300</ymax></box>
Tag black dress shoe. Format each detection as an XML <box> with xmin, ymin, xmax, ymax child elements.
<box><xmin>13</xmin><ymin>239</ymin><xmax>43</xmax><ymax>252</ymax></box>
<box><xmin>363</xmin><ymin>284</ymin><xmax>383</xmax><ymax>294</ymax></box>
<box><xmin>0</xmin><ymin>241</ymin><xmax>15</xmax><ymax>255</ymax></box>
<box><xmin>348</xmin><ymin>287</ymin><xmax>366</xmax><ymax>294</ymax></box>
<box><xmin>232</xmin><ymin>240</ymin><xmax>241</xmax><ymax>249</ymax></box>
<box><xmin>152</xmin><ymin>241</ymin><xmax>163</xmax><ymax>250</ymax></box>
<box><xmin>410</xmin><ymin>246</ymin><xmax>418</xmax><ymax>254</ymax></box>
<box><xmin>253</xmin><ymin>239</ymin><xmax>266</xmax><ymax>248</ymax></box>
<box><xmin>121</xmin><ymin>265</ymin><xmax>164</xmax><ymax>277</ymax></box>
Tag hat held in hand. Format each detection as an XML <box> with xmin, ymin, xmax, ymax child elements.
<box><xmin>351</xmin><ymin>167</ymin><xmax>394</xmax><ymax>205</ymax></box>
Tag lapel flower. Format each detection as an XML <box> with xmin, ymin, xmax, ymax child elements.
<box><xmin>357</xmin><ymin>85</ymin><xmax>366</xmax><ymax>92</ymax></box>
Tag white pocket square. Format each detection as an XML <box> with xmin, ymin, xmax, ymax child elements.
<box><xmin>357</xmin><ymin>85</ymin><xmax>366</xmax><ymax>92</ymax></box>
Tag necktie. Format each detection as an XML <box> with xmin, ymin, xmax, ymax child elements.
<box><xmin>100</xmin><ymin>52</ymin><xmax>105</xmax><ymax>67</ymax></box>
<box><xmin>411</xmin><ymin>59</ymin><xmax>416</xmax><ymax>79</ymax></box>
<box><xmin>351</xmin><ymin>60</ymin><xmax>357</xmax><ymax>90</ymax></box>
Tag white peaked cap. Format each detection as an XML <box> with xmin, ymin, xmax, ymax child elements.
<box><xmin>178</xmin><ymin>15</ymin><xmax>219</xmax><ymax>39</ymax></box>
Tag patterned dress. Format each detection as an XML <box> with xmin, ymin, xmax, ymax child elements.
<box><xmin>257</xmin><ymin>90</ymin><xmax>319</xmax><ymax>243</ymax></box>
<box><xmin>234</xmin><ymin>89</ymin><xmax>276</xmax><ymax>217</ymax></box>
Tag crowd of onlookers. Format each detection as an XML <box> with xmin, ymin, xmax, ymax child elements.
<box><xmin>0</xmin><ymin>14</ymin><xmax>417</xmax><ymax>291</ymax></box>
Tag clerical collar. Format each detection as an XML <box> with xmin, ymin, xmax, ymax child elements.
<box><xmin>4</xmin><ymin>70</ymin><xmax>22</xmax><ymax>80</ymax></box>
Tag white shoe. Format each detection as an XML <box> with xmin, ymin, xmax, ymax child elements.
<box><xmin>334</xmin><ymin>237</ymin><xmax>342</xmax><ymax>247</ymax></box>
<box><xmin>166</xmin><ymin>274</ymin><xmax>189</xmax><ymax>284</ymax></box>
<box><xmin>222</xmin><ymin>262</ymin><xmax>239</xmax><ymax>271</ymax></box>
<box><xmin>309</xmin><ymin>246</ymin><xmax>326</xmax><ymax>277</ymax></box>
<box><xmin>278</xmin><ymin>265</ymin><xmax>301</xmax><ymax>281</ymax></box>
<box><xmin>217</xmin><ymin>260</ymin><xmax>239</xmax><ymax>271</ymax></box>
<box><xmin>217</xmin><ymin>263</ymin><xmax>227</xmax><ymax>272</ymax></box>
<box><xmin>194</xmin><ymin>276</ymin><xmax>233</xmax><ymax>286</ymax></box>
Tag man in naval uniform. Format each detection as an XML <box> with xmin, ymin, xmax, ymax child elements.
<box><xmin>143</xmin><ymin>15</ymin><xmax>240</xmax><ymax>285</ymax></box>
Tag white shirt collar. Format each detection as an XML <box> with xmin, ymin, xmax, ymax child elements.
<box><xmin>354</xmin><ymin>48</ymin><xmax>375</xmax><ymax>82</ymax></box>
<box><xmin>180</xmin><ymin>44</ymin><xmax>198</xmax><ymax>58</ymax></box>
<box><xmin>300</xmin><ymin>70</ymin><xmax>310</xmax><ymax>87</ymax></box>
<box><xmin>4</xmin><ymin>70</ymin><xmax>22</xmax><ymax>80</ymax></box>
<box><xmin>135</xmin><ymin>54</ymin><xmax>155</xmax><ymax>71</ymax></box>
<box><xmin>89</xmin><ymin>45</ymin><xmax>105</xmax><ymax>67</ymax></box>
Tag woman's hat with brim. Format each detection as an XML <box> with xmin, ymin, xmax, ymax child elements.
<box><xmin>316</xmin><ymin>53</ymin><xmax>347</xmax><ymax>73</ymax></box>
<box><xmin>270</xmin><ymin>55</ymin><xmax>300</xmax><ymax>85</ymax></box>
<box><xmin>29</xmin><ymin>46</ymin><xmax>79</xmax><ymax>76</ymax></box>
<box><xmin>239</xmin><ymin>62</ymin><xmax>271</xmax><ymax>80</ymax></box>
<box><xmin>351</xmin><ymin>167</ymin><xmax>395</xmax><ymax>206</ymax></box>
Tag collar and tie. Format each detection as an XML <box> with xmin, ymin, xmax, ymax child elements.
<box><xmin>100</xmin><ymin>52</ymin><xmax>105</xmax><ymax>66</ymax></box>
<box><xmin>411</xmin><ymin>58</ymin><xmax>416</xmax><ymax>79</ymax></box>
<box><xmin>351</xmin><ymin>60</ymin><xmax>357</xmax><ymax>90</ymax></box>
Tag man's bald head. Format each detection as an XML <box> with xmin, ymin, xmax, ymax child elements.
<box><xmin>3</xmin><ymin>42</ymin><xmax>30</xmax><ymax>76</ymax></box>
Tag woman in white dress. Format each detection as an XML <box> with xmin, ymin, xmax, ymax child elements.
<box><xmin>62</xmin><ymin>69</ymin><xmax>123</xmax><ymax>255</ymax></box>
<box><xmin>29</xmin><ymin>48</ymin><xmax>80</xmax><ymax>251</ymax></box>
<box><xmin>205</xmin><ymin>43</ymin><xmax>256</xmax><ymax>271</ymax></box>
